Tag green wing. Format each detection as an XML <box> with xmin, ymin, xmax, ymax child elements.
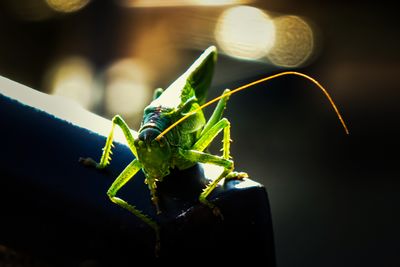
<box><xmin>147</xmin><ymin>46</ymin><xmax>217</xmax><ymax>135</ymax></box>
<box><xmin>185</xmin><ymin>45</ymin><xmax>217</xmax><ymax>105</ymax></box>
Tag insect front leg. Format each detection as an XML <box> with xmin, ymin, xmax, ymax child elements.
<box><xmin>80</xmin><ymin>116</ymin><xmax>161</xmax><ymax>255</ymax></box>
<box><xmin>80</xmin><ymin>115</ymin><xmax>138</xmax><ymax>169</ymax></box>
<box><xmin>107</xmin><ymin>159</ymin><xmax>161</xmax><ymax>255</ymax></box>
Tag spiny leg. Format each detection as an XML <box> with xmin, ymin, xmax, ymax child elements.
<box><xmin>179</xmin><ymin>149</ymin><xmax>246</xmax><ymax>219</ymax></box>
<box><xmin>193</xmin><ymin>118</ymin><xmax>231</xmax><ymax>158</ymax></box>
<box><xmin>200</xmin><ymin>88</ymin><xmax>230</xmax><ymax>137</ymax></box>
<box><xmin>190</xmin><ymin>116</ymin><xmax>247</xmax><ymax>216</ymax></box>
<box><xmin>195</xmin><ymin>88</ymin><xmax>247</xmax><ymax>178</ymax></box>
<box><xmin>107</xmin><ymin>159</ymin><xmax>161</xmax><ymax>255</ymax></box>
<box><xmin>80</xmin><ymin>115</ymin><xmax>138</xmax><ymax>169</ymax></box>
<box><xmin>194</xmin><ymin>117</ymin><xmax>248</xmax><ymax>180</ymax></box>
<box><xmin>80</xmin><ymin>117</ymin><xmax>160</xmax><ymax>254</ymax></box>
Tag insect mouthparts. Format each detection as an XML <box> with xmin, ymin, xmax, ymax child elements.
<box><xmin>138</xmin><ymin>127</ymin><xmax>162</xmax><ymax>144</ymax></box>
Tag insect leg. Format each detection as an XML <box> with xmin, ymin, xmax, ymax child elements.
<box><xmin>194</xmin><ymin>117</ymin><xmax>247</xmax><ymax>179</ymax></box>
<box><xmin>107</xmin><ymin>158</ymin><xmax>161</xmax><ymax>255</ymax></box>
<box><xmin>179</xmin><ymin>149</ymin><xmax>233</xmax><ymax>169</ymax></box>
<box><xmin>193</xmin><ymin>118</ymin><xmax>230</xmax><ymax>156</ymax></box>
<box><xmin>80</xmin><ymin>115</ymin><xmax>138</xmax><ymax>169</ymax></box>
<box><xmin>179</xmin><ymin>149</ymin><xmax>245</xmax><ymax>218</ymax></box>
<box><xmin>200</xmin><ymin>88</ymin><xmax>230</xmax><ymax>137</ymax></box>
<box><xmin>187</xmin><ymin>116</ymin><xmax>247</xmax><ymax>217</ymax></box>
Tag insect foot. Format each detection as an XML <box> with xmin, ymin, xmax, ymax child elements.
<box><xmin>225</xmin><ymin>171</ymin><xmax>249</xmax><ymax>180</ymax></box>
<box><xmin>199</xmin><ymin>195</ymin><xmax>225</xmax><ymax>220</ymax></box>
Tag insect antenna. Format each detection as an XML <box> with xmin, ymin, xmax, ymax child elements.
<box><xmin>156</xmin><ymin>71</ymin><xmax>349</xmax><ymax>141</ymax></box>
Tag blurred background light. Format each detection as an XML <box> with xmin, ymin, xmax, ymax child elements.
<box><xmin>104</xmin><ymin>59</ymin><xmax>152</xmax><ymax>127</ymax></box>
<box><xmin>215</xmin><ymin>5</ymin><xmax>275</xmax><ymax>60</ymax></box>
<box><xmin>46</xmin><ymin>57</ymin><xmax>94</xmax><ymax>109</ymax></box>
<box><xmin>118</xmin><ymin>0</ymin><xmax>251</xmax><ymax>8</ymax></box>
<box><xmin>45</xmin><ymin>0</ymin><xmax>91</xmax><ymax>13</ymax></box>
<box><xmin>268</xmin><ymin>15</ymin><xmax>314</xmax><ymax>68</ymax></box>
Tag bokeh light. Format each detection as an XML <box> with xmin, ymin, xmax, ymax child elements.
<box><xmin>45</xmin><ymin>0</ymin><xmax>90</xmax><ymax>13</ymax></box>
<box><xmin>47</xmin><ymin>57</ymin><xmax>94</xmax><ymax>109</ymax></box>
<box><xmin>119</xmin><ymin>0</ymin><xmax>250</xmax><ymax>8</ymax></box>
<box><xmin>104</xmin><ymin>59</ymin><xmax>152</xmax><ymax>125</ymax></box>
<box><xmin>268</xmin><ymin>15</ymin><xmax>314</xmax><ymax>68</ymax></box>
<box><xmin>215</xmin><ymin>6</ymin><xmax>275</xmax><ymax>60</ymax></box>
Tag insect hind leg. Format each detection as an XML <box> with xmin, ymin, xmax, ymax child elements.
<box><xmin>193</xmin><ymin>117</ymin><xmax>248</xmax><ymax>180</ymax></box>
<box><xmin>179</xmin><ymin>149</ymin><xmax>232</xmax><ymax>218</ymax></box>
<box><xmin>183</xmin><ymin>117</ymin><xmax>248</xmax><ymax>218</ymax></box>
<box><xmin>196</xmin><ymin>88</ymin><xmax>247</xmax><ymax>178</ymax></box>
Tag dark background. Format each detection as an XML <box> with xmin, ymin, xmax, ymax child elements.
<box><xmin>0</xmin><ymin>1</ymin><xmax>398</xmax><ymax>266</ymax></box>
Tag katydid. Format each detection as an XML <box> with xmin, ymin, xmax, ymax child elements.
<box><xmin>80</xmin><ymin>45</ymin><xmax>348</xmax><ymax>255</ymax></box>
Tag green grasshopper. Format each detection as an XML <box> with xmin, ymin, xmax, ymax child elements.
<box><xmin>80</xmin><ymin>46</ymin><xmax>348</xmax><ymax>254</ymax></box>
